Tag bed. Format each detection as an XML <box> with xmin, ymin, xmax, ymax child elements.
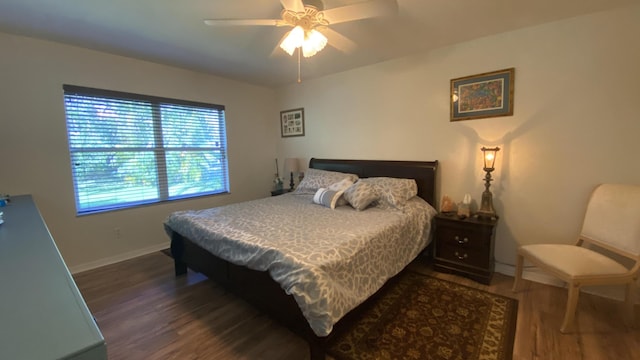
<box><xmin>165</xmin><ymin>158</ymin><xmax>438</xmax><ymax>359</ymax></box>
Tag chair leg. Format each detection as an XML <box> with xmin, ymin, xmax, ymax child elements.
<box><xmin>624</xmin><ymin>281</ymin><xmax>636</xmax><ymax>328</ymax></box>
<box><xmin>561</xmin><ymin>283</ymin><xmax>581</xmax><ymax>333</ymax></box>
<box><xmin>512</xmin><ymin>253</ymin><xmax>524</xmax><ymax>292</ymax></box>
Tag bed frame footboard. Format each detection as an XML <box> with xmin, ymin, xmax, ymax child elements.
<box><xmin>170</xmin><ymin>230</ymin><xmax>330</xmax><ymax>358</ymax></box>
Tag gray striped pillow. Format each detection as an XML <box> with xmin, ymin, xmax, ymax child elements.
<box><xmin>312</xmin><ymin>188</ymin><xmax>343</xmax><ymax>209</ymax></box>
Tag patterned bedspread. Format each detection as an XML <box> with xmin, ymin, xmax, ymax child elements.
<box><xmin>164</xmin><ymin>193</ymin><xmax>437</xmax><ymax>336</ymax></box>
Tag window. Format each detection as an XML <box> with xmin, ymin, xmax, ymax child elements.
<box><xmin>63</xmin><ymin>85</ymin><xmax>228</xmax><ymax>215</ymax></box>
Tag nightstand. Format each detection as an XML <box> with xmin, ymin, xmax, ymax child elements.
<box><xmin>270</xmin><ymin>189</ymin><xmax>291</xmax><ymax>196</ymax></box>
<box><xmin>433</xmin><ymin>213</ymin><xmax>497</xmax><ymax>285</ymax></box>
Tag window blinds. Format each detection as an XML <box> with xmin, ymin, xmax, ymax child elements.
<box><xmin>63</xmin><ymin>85</ymin><xmax>228</xmax><ymax>214</ymax></box>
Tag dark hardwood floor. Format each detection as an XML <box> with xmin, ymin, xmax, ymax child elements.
<box><xmin>73</xmin><ymin>252</ymin><xmax>639</xmax><ymax>359</ymax></box>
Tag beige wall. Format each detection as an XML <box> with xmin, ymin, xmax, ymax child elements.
<box><xmin>0</xmin><ymin>33</ymin><xmax>277</xmax><ymax>271</ymax></box>
<box><xmin>275</xmin><ymin>4</ymin><xmax>640</xmax><ymax>283</ymax></box>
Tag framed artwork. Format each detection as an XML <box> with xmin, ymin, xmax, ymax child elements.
<box><xmin>280</xmin><ymin>108</ymin><xmax>305</xmax><ymax>137</ymax></box>
<box><xmin>450</xmin><ymin>68</ymin><xmax>514</xmax><ymax>121</ymax></box>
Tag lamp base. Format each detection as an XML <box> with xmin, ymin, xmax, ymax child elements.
<box><xmin>476</xmin><ymin>190</ymin><xmax>498</xmax><ymax>220</ymax></box>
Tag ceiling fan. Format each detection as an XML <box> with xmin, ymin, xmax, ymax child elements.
<box><xmin>204</xmin><ymin>0</ymin><xmax>398</xmax><ymax>58</ymax></box>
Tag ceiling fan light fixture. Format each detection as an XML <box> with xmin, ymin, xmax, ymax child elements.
<box><xmin>280</xmin><ymin>25</ymin><xmax>327</xmax><ymax>58</ymax></box>
<box><xmin>302</xmin><ymin>29</ymin><xmax>327</xmax><ymax>57</ymax></box>
<box><xmin>280</xmin><ymin>25</ymin><xmax>305</xmax><ymax>55</ymax></box>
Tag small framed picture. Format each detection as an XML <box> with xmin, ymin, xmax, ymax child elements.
<box><xmin>280</xmin><ymin>108</ymin><xmax>305</xmax><ymax>137</ymax></box>
<box><xmin>450</xmin><ymin>68</ymin><xmax>515</xmax><ymax>121</ymax></box>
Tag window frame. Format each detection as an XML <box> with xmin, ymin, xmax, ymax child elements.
<box><xmin>63</xmin><ymin>84</ymin><xmax>229</xmax><ymax>215</ymax></box>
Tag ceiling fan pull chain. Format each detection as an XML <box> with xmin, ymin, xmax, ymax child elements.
<box><xmin>297</xmin><ymin>48</ymin><xmax>302</xmax><ymax>83</ymax></box>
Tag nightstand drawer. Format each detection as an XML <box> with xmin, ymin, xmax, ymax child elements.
<box><xmin>437</xmin><ymin>242</ymin><xmax>489</xmax><ymax>269</ymax></box>
<box><xmin>436</xmin><ymin>226</ymin><xmax>489</xmax><ymax>251</ymax></box>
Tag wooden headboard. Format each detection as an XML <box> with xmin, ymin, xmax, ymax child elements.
<box><xmin>309</xmin><ymin>158</ymin><xmax>438</xmax><ymax>207</ymax></box>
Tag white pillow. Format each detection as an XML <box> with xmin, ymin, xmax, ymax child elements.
<box><xmin>313</xmin><ymin>188</ymin><xmax>345</xmax><ymax>209</ymax></box>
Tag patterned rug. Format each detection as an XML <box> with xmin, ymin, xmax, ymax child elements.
<box><xmin>326</xmin><ymin>271</ymin><xmax>518</xmax><ymax>360</ymax></box>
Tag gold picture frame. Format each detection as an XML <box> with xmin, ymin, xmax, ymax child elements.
<box><xmin>450</xmin><ymin>68</ymin><xmax>515</xmax><ymax>121</ymax></box>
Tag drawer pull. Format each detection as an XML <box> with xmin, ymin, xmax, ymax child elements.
<box><xmin>455</xmin><ymin>236</ymin><xmax>469</xmax><ymax>244</ymax></box>
<box><xmin>454</xmin><ymin>251</ymin><xmax>468</xmax><ymax>260</ymax></box>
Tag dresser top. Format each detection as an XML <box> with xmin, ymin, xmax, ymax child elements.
<box><xmin>0</xmin><ymin>195</ymin><xmax>105</xmax><ymax>359</ymax></box>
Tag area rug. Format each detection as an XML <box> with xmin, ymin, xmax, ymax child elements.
<box><xmin>326</xmin><ymin>271</ymin><xmax>518</xmax><ymax>360</ymax></box>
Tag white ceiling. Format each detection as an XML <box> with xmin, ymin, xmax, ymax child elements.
<box><xmin>0</xmin><ymin>0</ymin><xmax>634</xmax><ymax>87</ymax></box>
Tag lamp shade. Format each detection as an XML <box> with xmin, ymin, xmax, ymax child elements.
<box><xmin>284</xmin><ymin>158</ymin><xmax>300</xmax><ymax>174</ymax></box>
<box><xmin>481</xmin><ymin>147</ymin><xmax>500</xmax><ymax>171</ymax></box>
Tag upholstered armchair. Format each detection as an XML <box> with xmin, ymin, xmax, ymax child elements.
<box><xmin>512</xmin><ymin>183</ymin><xmax>640</xmax><ymax>333</ymax></box>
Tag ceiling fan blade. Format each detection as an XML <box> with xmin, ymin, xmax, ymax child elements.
<box><xmin>204</xmin><ymin>19</ymin><xmax>282</xmax><ymax>26</ymax></box>
<box><xmin>322</xmin><ymin>0</ymin><xmax>398</xmax><ymax>25</ymax></box>
<box><xmin>318</xmin><ymin>28</ymin><xmax>357</xmax><ymax>54</ymax></box>
<box><xmin>280</xmin><ymin>0</ymin><xmax>305</xmax><ymax>13</ymax></box>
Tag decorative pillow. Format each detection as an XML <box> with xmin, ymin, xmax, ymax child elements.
<box><xmin>313</xmin><ymin>188</ymin><xmax>345</xmax><ymax>209</ymax></box>
<box><xmin>343</xmin><ymin>181</ymin><xmax>379</xmax><ymax>211</ymax></box>
<box><xmin>359</xmin><ymin>177</ymin><xmax>417</xmax><ymax>209</ymax></box>
<box><xmin>328</xmin><ymin>178</ymin><xmax>355</xmax><ymax>207</ymax></box>
<box><xmin>294</xmin><ymin>168</ymin><xmax>359</xmax><ymax>195</ymax></box>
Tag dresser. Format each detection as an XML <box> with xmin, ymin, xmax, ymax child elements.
<box><xmin>0</xmin><ymin>195</ymin><xmax>107</xmax><ymax>360</ymax></box>
<box><xmin>433</xmin><ymin>213</ymin><xmax>498</xmax><ymax>285</ymax></box>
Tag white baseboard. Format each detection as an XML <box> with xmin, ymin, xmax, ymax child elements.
<box><xmin>495</xmin><ymin>262</ymin><xmax>565</xmax><ymax>287</ymax></box>
<box><xmin>495</xmin><ymin>263</ymin><xmax>640</xmax><ymax>304</ymax></box>
<box><xmin>69</xmin><ymin>243</ymin><xmax>168</xmax><ymax>274</ymax></box>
